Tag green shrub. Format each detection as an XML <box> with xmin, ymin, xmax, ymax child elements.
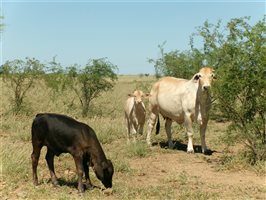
<box><xmin>65</xmin><ymin>58</ymin><xmax>118</xmax><ymax>117</ymax></box>
<box><xmin>1</xmin><ymin>58</ymin><xmax>44</xmax><ymax>114</ymax></box>
<box><xmin>212</xmin><ymin>17</ymin><xmax>266</xmax><ymax>164</ymax></box>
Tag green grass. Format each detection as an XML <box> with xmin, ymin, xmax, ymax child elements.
<box><xmin>1</xmin><ymin>140</ymin><xmax>31</xmax><ymax>183</ymax></box>
<box><xmin>113</xmin><ymin>159</ymin><xmax>132</xmax><ymax>173</ymax></box>
<box><xmin>126</xmin><ymin>141</ymin><xmax>150</xmax><ymax>158</ymax></box>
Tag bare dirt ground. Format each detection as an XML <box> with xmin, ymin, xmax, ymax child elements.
<box><xmin>125</xmin><ymin>145</ymin><xmax>266</xmax><ymax>199</ymax></box>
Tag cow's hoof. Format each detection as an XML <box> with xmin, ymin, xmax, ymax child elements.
<box><xmin>103</xmin><ymin>188</ymin><xmax>113</xmax><ymax>195</ymax></box>
<box><xmin>203</xmin><ymin>149</ymin><xmax>212</xmax><ymax>155</ymax></box>
<box><xmin>78</xmin><ymin>189</ymin><xmax>85</xmax><ymax>194</ymax></box>
<box><xmin>78</xmin><ymin>191</ymin><xmax>85</xmax><ymax>196</ymax></box>
<box><xmin>168</xmin><ymin>144</ymin><xmax>175</xmax><ymax>149</ymax></box>
<box><xmin>33</xmin><ymin>182</ymin><xmax>39</xmax><ymax>186</ymax></box>
<box><xmin>146</xmin><ymin>141</ymin><xmax>152</xmax><ymax>147</ymax></box>
<box><xmin>52</xmin><ymin>180</ymin><xmax>59</xmax><ymax>186</ymax></box>
<box><xmin>78</xmin><ymin>184</ymin><xmax>85</xmax><ymax>194</ymax></box>
<box><xmin>85</xmin><ymin>183</ymin><xmax>94</xmax><ymax>190</ymax></box>
<box><xmin>187</xmin><ymin>149</ymin><xmax>194</xmax><ymax>154</ymax></box>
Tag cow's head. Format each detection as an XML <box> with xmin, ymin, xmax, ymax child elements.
<box><xmin>128</xmin><ymin>90</ymin><xmax>149</xmax><ymax>104</ymax></box>
<box><xmin>93</xmin><ymin>159</ymin><xmax>114</xmax><ymax>188</ymax></box>
<box><xmin>193</xmin><ymin>67</ymin><xmax>216</xmax><ymax>91</ymax></box>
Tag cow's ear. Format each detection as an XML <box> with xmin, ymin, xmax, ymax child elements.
<box><xmin>193</xmin><ymin>73</ymin><xmax>201</xmax><ymax>81</ymax></box>
<box><xmin>212</xmin><ymin>73</ymin><xmax>217</xmax><ymax>80</ymax></box>
<box><xmin>145</xmin><ymin>93</ymin><xmax>150</xmax><ymax>98</ymax></box>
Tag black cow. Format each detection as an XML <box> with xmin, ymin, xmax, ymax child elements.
<box><xmin>31</xmin><ymin>113</ymin><xmax>114</xmax><ymax>193</ymax></box>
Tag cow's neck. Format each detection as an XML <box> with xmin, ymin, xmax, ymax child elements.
<box><xmin>134</xmin><ymin>102</ymin><xmax>145</xmax><ymax>112</ymax></box>
<box><xmin>198</xmin><ymin>88</ymin><xmax>210</xmax><ymax>103</ymax></box>
<box><xmin>90</xmin><ymin>140</ymin><xmax>107</xmax><ymax>166</ymax></box>
<box><xmin>196</xmin><ymin>86</ymin><xmax>212</xmax><ymax>111</ymax></box>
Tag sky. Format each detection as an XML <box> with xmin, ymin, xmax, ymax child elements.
<box><xmin>1</xmin><ymin>0</ymin><xmax>265</xmax><ymax>74</ymax></box>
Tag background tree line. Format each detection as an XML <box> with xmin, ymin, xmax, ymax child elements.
<box><xmin>1</xmin><ymin>57</ymin><xmax>118</xmax><ymax>117</ymax></box>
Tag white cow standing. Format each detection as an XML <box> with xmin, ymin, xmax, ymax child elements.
<box><xmin>124</xmin><ymin>90</ymin><xmax>148</xmax><ymax>143</ymax></box>
<box><xmin>146</xmin><ymin>67</ymin><xmax>215</xmax><ymax>154</ymax></box>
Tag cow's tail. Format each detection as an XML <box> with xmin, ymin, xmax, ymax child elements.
<box><xmin>155</xmin><ymin>116</ymin><xmax>160</xmax><ymax>135</ymax></box>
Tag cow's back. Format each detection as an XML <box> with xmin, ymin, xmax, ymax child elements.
<box><xmin>149</xmin><ymin>77</ymin><xmax>198</xmax><ymax>123</ymax></box>
<box><xmin>31</xmin><ymin>113</ymin><xmax>93</xmax><ymax>155</ymax></box>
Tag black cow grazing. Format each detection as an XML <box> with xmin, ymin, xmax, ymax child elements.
<box><xmin>31</xmin><ymin>113</ymin><xmax>114</xmax><ymax>193</ymax></box>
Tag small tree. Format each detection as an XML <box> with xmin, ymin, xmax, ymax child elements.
<box><xmin>43</xmin><ymin>57</ymin><xmax>66</xmax><ymax>100</ymax></box>
<box><xmin>66</xmin><ymin>58</ymin><xmax>118</xmax><ymax>117</ymax></box>
<box><xmin>212</xmin><ymin>17</ymin><xmax>266</xmax><ymax>163</ymax></box>
<box><xmin>148</xmin><ymin>42</ymin><xmax>197</xmax><ymax>79</ymax></box>
<box><xmin>1</xmin><ymin>57</ymin><xmax>44</xmax><ymax>114</ymax></box>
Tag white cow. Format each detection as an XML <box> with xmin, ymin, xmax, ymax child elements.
<box><xmin>124</xmin><ymin>90</ymin><xmax>148</xmax><ymax>143</ymax></box>
<box><xmin>146</xmin><ymin>67</ymin><xmax>215</xmax><ymax>154</ymax></box>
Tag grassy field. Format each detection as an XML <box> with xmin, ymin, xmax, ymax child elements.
<box><xmin>1</xmin><ymin>75</ymin><xmax>265</xmax><ymax>199</ymax></box>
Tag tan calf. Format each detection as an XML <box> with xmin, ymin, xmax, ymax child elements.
<box><xmin>124</xmin><ymin>90</ymin><xmax>148</xmax><ymax>143</ymax></box>
<box><xmin>146</xmin><ymin>67</ymin><xmax>215</xmax><ymax>154</ymax></box>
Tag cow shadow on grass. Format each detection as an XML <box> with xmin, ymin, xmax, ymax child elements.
<box><xmin>152</xmin><ymin>140</ymin><xmax>216</xmax><ymax>155</ymax></box>
<box><xmin>57</xmin><ymin>178</ymin><xmax>77</xmax><ymax>188</ymax></box>
<box><xmin>47</xmin><ymin>179</ymin><xmax>101</xmax><ymax>191</ymax></box>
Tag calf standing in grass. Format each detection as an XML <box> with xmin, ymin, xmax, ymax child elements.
<box><xmin>124</xmin><ymin>90</ymin><xmax>148</xmax><ymax>143</ymax></box>
<box><xmin>31</xmin><ymin>113</ymin><xmax>114</xmax><ymax>193</ymax></box>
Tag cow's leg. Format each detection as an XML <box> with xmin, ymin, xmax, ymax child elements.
<box><xmin>138</xmin><ymin>123</ymin><xmax>144</xmax><ymax>141</ymax></box>
<box><xmin>73</xmin><ymin>155</ymin><xmax>85</xmax><ymax>193</ymax></box>
<box><xmin>126</xmin><ymin>117</ymin><xmax>131</xmax><ymax>144</ymax></box>
<box><xmin>165</xmin><ymin>119</ymin><xmax>174</xmax><ymax>149</ymax></box>
<box><xmin>138</xmin><ymin>122</ymin><xmax>144</xmax><ymax>135</ymax></box>
<box><xmin>146</xmin><ymin>111</ymin><xmax>158</xmax><ymax>146</ymax></box>
<box><xmin>83</xmin><ymin>154</ymin><xmax>93</xmax><ymax>190</ymax></box>
<box><xmin>184</xmin><ymin>114</ymin><xmax>194</xmax><ymax>153</ymax></box>
<box><xmin>200</xmin><ymin>120</ymin><xmax>209</xmax><ymax>154</ymax></box>
<box><xmin>45</xmin><ymin>149</ymin><xmax>58</xmax><ymax>186</ymax></box>
<box><xmin>31</xmin><ymin>143</ymin><xmax>42</xmax><ymax>186</ymax></box>
<box><xmin>131</xmin><ymin>122</ymin><xmax>137</xmax><ymax>143</ymax></box>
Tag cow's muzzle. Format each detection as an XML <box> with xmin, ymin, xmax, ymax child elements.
<box><xmin>202</xmin><ymin>85</ymin><xmax>210</xmax><ymax>91</ymax></box>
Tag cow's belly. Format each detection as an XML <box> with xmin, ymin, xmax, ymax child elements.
<box><xmin>157</xmin><ymin>98</ymin><xmax>185</xmax><ymax>124</ymax></box>
<box><xmin>160</xmin><ymin>109</ymin><xmax>185</xmax><ymax>124</ymax></box>
<box><xmin>44</xmin><ymin>138</ymin><xmax>72</xmax><ymax>156</ymax></box>
<box><xmin>157</xmin><ymin>94</ymin><xmax>196</xmax><ymax>124</ymax></box>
